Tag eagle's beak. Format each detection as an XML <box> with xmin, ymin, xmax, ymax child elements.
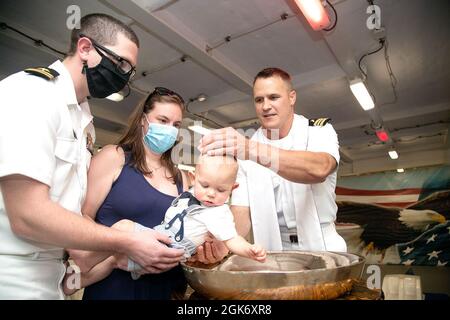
<box><xmin>432</xmin><ymin>213</ymin><xmax>446</xmax><ymax>224</ymax></box>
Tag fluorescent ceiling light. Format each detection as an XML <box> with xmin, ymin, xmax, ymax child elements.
<box><xmin>388</xmin><ymin>150</ymin><xmax>399</xmax><ymax>160</ymax></box>
<box><xmin>106</xmin><ymin>92</ymin><xmax>124</xmax><ymax>102</ymax></box>
<box><xmin>349</xmin><ymin>78</ymin><xmax>375</xmax><ymax>110</ymax></box>
<box><xmin>397</xmin><ymin>168</ymin><xmax>404</xmax><ymax>173</ymax></box>
<box><xmin>188</xmin><ymin>125</ymin><xmax>211</xmax><ymax>136</ymax></box>
<box><xmin>178</xmin><ymin>164</ymin><xmax>195</xmax><ymax>172</ymax></box>
<box><xmin>294</xmin><ymin>0</ymin><xmax>330</xmax><ymax>31</ymax></box>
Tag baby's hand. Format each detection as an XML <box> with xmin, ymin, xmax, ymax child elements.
<box><xmin>250</xmin><ymin>245</ymin><xmax>267</xmax><ymax>263</ymax></box>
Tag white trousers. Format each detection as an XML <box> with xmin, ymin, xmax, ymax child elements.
<box><xmin>280</xmin><ymin>222</ymin><xmax>347</xmax><ymax>252</ymax></box>
<box><xmin>0</xmin><ymin>251</ymin><xmax>66</xmax><ymax>300</ymax></box>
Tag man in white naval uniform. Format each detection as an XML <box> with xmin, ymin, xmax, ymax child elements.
<box><xmin>0</xmin><ymin>14</ymin><xmax>183</xmax><ymax>299</ymax></box>
<box><xmin>199</xmin><ymin>67</ymin><xmax>346</xmax><ymax>253</ymax></box>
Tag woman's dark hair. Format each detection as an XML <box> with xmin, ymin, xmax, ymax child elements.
<box><xmin>118</xmin><ymin>91</ymin><xmax>184</xmax><ymax>185</ymax></box>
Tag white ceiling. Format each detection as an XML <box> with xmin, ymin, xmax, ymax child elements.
<box><xmin>0</xmin><ymin>0</ymin><xmax>449</xmax><ymax>176</ymax></box>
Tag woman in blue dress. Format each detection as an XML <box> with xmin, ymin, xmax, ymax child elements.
<box><xmin>67</xmin><ymin>87</ymin><xmax>190</xmax><ymax>299</ymax></box>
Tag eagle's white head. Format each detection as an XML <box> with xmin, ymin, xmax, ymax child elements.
<box><xmin>398</xmin><ymin>209</ymin><xmax>446</xmax><ymax>231</ymax></box>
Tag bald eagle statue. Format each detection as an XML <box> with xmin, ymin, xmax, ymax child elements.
<box><xmin>335</xmin><ymin>190</ymin><xmax>450</xmax><ymax>265</ymax></box>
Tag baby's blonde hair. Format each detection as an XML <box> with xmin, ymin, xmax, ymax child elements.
<box><xmin>196</xmin><ymin>154</ymin><xmax>238</xmax><ymax>181</ymax></box>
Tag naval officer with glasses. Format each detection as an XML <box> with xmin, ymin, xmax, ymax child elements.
<box><xmin>0</xmin><ymin>13</ymin><xmax>184</xmax><ymax>299</ymax></box>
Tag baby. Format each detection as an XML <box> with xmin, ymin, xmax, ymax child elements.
<box><xmin>63</xmin><ymin>154</ymin><xmax>266</xmax><ymax>295</ymax></box>
<box><xmin>128</xmin><ymin>154</ymin><xmax>266</xmax><ymax>278</ymax></box>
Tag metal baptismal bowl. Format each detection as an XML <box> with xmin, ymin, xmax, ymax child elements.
<box><xmin>181</xmin><ymin>251</ymin><xmax>365</xmax><ymax>300</ymax></box>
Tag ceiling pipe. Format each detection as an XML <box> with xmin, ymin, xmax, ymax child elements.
<box><xmin>292</xmin><ymin>0</ymin><xmax>397</xmax><ymax>156</ymax></box>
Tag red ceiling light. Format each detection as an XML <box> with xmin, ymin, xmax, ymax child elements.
<box><xmin>376</xmin><ymin>129</ymin><xmax>390</xmax><ymax>142</ymax></box>
<box><xmin>294</xmin><ymin>0</ymin><xmax>331</xmax><ymax>31</ymax></box>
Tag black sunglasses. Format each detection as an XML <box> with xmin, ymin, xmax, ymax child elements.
<box><xmin>79</xmin><ymin>33</ymin><xmax>136</xmax><ymax>78</ymax></box>
<box><xmin>146</xmin><ymin>87</ymin><xmax>185</xmax><ymax>105</ymax></box>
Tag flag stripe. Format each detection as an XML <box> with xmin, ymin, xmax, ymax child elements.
<box><xmin>336</xmin><ymin>194</ymin><xmax>419</xmax><ymax>203</ymax></box>
<box><xmin>336</xmin><ymin>186</ymin><xmax>422</xmax><ymax>196</ymax></box>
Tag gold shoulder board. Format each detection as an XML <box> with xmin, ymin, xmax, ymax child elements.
<box><xmin>309</xmin><ymin>118</ymin><xmax>331</xmax><ymax>127</ymax></box>
<box><xmin>24</xmin><ymin>67</ymin><xmax>59</xmax><ymax>80</ymax></box>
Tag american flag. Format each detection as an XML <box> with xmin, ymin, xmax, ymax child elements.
<box><xmin>396</xmin><ymin>221</ymin><xmax>450</xmax><ymax>267</ymax></box>
<box><xmin>336</xmin><ymin>186</ymin><xmax>421</xmax><ymax>208</ymax></box>
<box><xmin>336</xmin><ymin>165</ymin><xmax>450</xmax><ymax>208</ymax></box>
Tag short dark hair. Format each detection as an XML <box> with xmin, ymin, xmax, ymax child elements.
<box><xmin>253</xmin><ymin>67</ymin><xmax>292</xmax><ymax>88</ymax></box>
<box><xmin>67</xmin><ymin>13</ymin><xmax>139</xmax><ymax>56</ymax></box>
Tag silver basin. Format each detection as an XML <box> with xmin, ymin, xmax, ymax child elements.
<box><xmin>182</xmin><ymin>251</ymin><xmax>365</xmax><ymax>300</ymax></box>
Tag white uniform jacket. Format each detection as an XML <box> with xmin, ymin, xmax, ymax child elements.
<box><xmin>231</xmin><ymin>114</ymin><xmax>346</xmax><ymax>252</ymax></box>
<box><xmin>0</xmin><ymin>60</ymin><xmax>95</xmax><ymax>299</ymax></box>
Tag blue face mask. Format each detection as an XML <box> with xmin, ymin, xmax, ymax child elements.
<box><xmin>143</xmin><ymin>118</ymin><xmax>179</xmax><ymax>154</ymax></box>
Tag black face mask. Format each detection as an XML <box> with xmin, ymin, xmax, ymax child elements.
<box><xmin>83</xmin><ymin>56</ymin><xmax>130</xmax><ymax>99</ymax></box>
